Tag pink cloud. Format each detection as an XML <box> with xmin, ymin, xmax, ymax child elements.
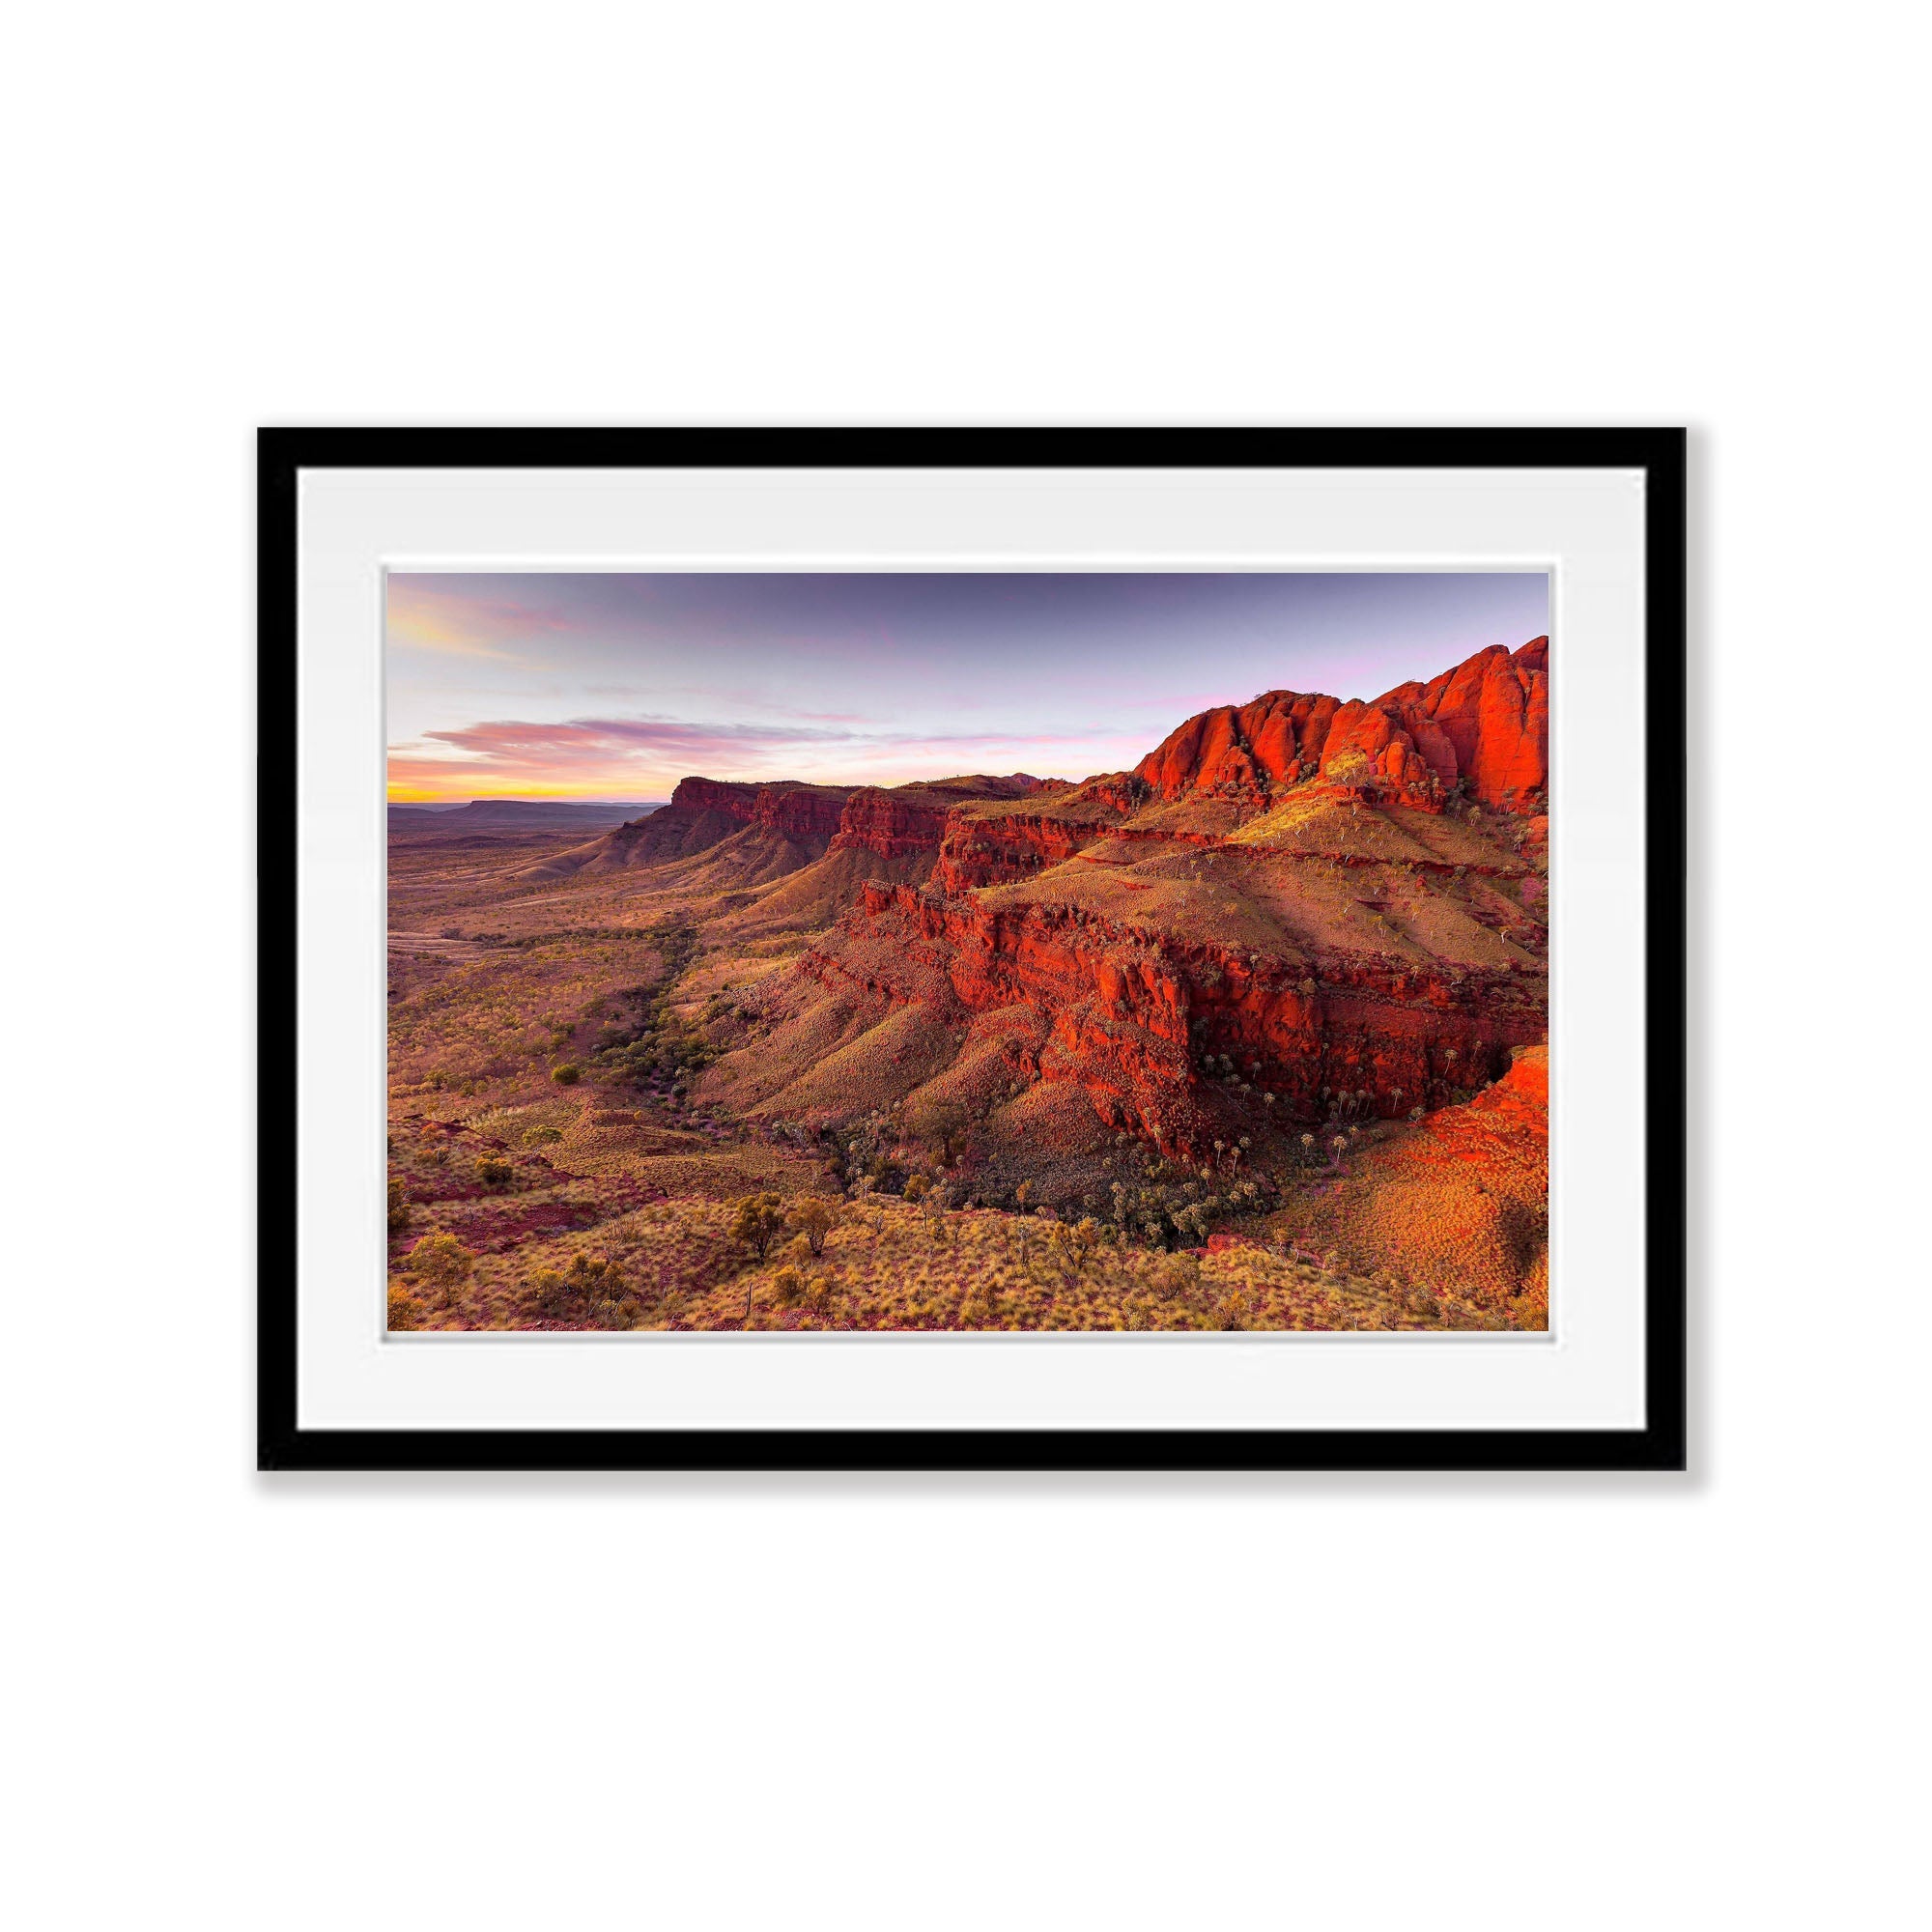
<box><xmin>389</xmin><ymin>709</ymin><xmax>1160</xmax><ymax>800</ymax></box>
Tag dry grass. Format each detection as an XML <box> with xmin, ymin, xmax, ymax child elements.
<box><xmin>391</xmin><ymin>1191</ymin><xmax>1532</xmax><ymax>1333</ymax></box>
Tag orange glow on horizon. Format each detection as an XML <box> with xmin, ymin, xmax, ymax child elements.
<box><xmin>387</xmin><ymin>780</ymin><xmax>657</xmax><ymax>804</ymax></box>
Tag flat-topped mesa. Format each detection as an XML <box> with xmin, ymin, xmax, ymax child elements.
<box><xmin>526</xmin><ymin>771</ymin><xmax>1063</xmax><ymax>882</ymax></box>
<box><xmin>666</xmin><ymin>776</ymin><xmax>855</xmax><ymax>843</ymax></box>
<box><xmin>639</xmin><ymin>775</ymin><xmax>854</xmax><ymax>857</ymax></box>
<box><xmin>524</xmin><ymin>776</ymin><xmax>855</xmax><ymax>877</ymax></box>
<box><xmin>1133</xmin><ymin>636</ymin><xmax>1548</xmax><ymax>812</ymax></box>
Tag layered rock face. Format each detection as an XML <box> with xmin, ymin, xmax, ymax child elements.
<box><xmin>1134</xmin><ymin>692</ymin><xmax>1343</xmax><ymax>799</ymax></box>
<box><xmin>831</xmin><ymin>788</ymin><xmax>955</xmax><ymax>861</ymax></box>
<box><xmin>830</xmin><ymin>775</ymin><xmax>1051</xmax><ymax>863</ymax></box>
<box><xmin>665</xmin><ymin>777</ymin><xmax>855</xmax><ymax>847</ymax></box>
<box><xmin>934</xmin><ymin>807</ymin><xmax>1103</xmax><ymax>892</ymax></box>
<box><xmin>1134</xmin><ymin>637</ymin><xmax>1548</xmax><ymax>810</ymax></box>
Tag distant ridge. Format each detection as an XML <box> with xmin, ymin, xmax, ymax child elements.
<box><xmin>518</xmin><ymin>772</ymin><xmax>1055</xmax><ymax>884</ymax></box>
<box><xmin>387</xmin><ymin>799</ymin><xmax>666</xmax><ymax>830</ymax></box>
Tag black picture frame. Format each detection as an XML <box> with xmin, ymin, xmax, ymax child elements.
<box><xmin>258</xmin><ymin>427</ymin><xmax>1686</xmax><ymax>1473</ymax></box>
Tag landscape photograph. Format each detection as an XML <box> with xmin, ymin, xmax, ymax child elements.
<box><xmin>386</xmin><ymin>571</ymin><xmax>1550</xmax><ymax>1335</ymax></box>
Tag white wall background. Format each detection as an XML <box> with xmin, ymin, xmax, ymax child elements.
<box><xmin>6</xmin><ymin>5</ymin><xmax>1924</xmax><ymax>1927</ymax></box>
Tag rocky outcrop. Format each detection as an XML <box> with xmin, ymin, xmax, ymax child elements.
<box><xmin>1134</xmin><ymin>691</ymin><xmax>1343</xmax><ymax>799</ymax></box>
<box><xmin>756</xmin><ymin>784</ymin><xmax>851</xmax><ymax>844</ymax></box>
<box><xmin>831</xmin><ymin>788</ymin><xmax>956</xmax><ymax>861</ymax></box>
<box><xmin>674</xmin><ymin>777</ymin><xmax>855</xmax><ymax>846</ymax></box>
<box><xmin>1135</xmin><ymin>637</ymin><xmax>1548</xmax><ymax>811</ymax></box>
<box><xmin>828</xmin><ymin>775</ymin><xmax>1059</xmax><ymax>863</ymax></box>
<box><xmin>1369</xmin><ymin>637</ymin><xmax>1549</xmax><ymax>808</ymax></box>
<box><xmin>934</xmin><ymin>809</ymin><xmax>1106</xmax><ymax>893</ymax></box>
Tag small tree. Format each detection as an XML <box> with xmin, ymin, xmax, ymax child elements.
<box><xmin>567</xmin><ymin>1252</ymin><xmax>612</xmax><ymax>1320</ymax></box>
<box><xmin>405</xmin><ymin>1232</ymin><xmax>473</xmax><ymax>1306</ymax></box>
<box><xmin>909</xmin><ymin>1095</ymin><xmax>969</xmax><ymax>1167</ymax></box>
<box><xmin>1155</xmin><ymin>1251</ymin><xmax>1202</xmax><ymax>1303</ymax></box>
<box><xmin>529</xmin><ymin>1268</ymin><xmax>569</xmax><ymax>1321</ymax></box>
<box><xmin>790</xmin><ymin>1197</ymin><xmax>838</xmax><ymax>1258</ymax></box>
<box><xmin>730</xmin><ymin>1192</ymin><xmax>787</xmax><ymax>1260</ymax></box>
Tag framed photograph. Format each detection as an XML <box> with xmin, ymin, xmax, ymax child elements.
<box><xmin>259</xmin><ymin>428</ymin><xmax>1685</xmax><ymax>1470</ymax></box>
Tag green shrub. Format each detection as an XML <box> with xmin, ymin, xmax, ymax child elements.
<box><xmin>476</xmin><ymin>1156</ymin><xmax>513</xmax><ymax>1186</ymax></box>
<box><xmin>1157</xmin><ymin>1252</ymin><xmax>1202</xmax><ymax>1293</ymax></box>
<box><xmin>730</xmin><ymin>1192</ymin><xmax>787</xmax><ymax>1260</ymax></box>
<box><xmin>404</xmin><ymin>1233</ymin><xmax>473</xmax><ymax>1303</ymax></box>
<box><xmin>552</xmin><ymin>1064</ymin><xmax>582</xmax><ymax>1086</ymax></box>
<box><xmin>790</xmin><ymin>1197</ymin><xmax>839</xmax><ymax>1257</ymax></box>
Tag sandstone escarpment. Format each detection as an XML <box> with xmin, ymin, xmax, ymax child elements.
<box><xmin>832</xmin><ymin>788</ymin><xmax>956</xmax><ymax>861</ymax></box>
<box><xmin>745</xmin><ymin>781</ymin><xmax>854</xmax><ymax>845</ymax></box>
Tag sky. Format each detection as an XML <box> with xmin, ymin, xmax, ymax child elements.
<box><xmin>385</xmin><ymin>572</ymin><xmax>1548</xmax><ymax>802</ymax></box>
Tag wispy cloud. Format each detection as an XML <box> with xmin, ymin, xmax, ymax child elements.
<box><xmin>385</xmin><ymin>579</ymin><xmax>582</xmax><ymax>662</ymax></box>
<box><xmin>386</xmin><ymin>709</ymin><xmax>1156</xmax><ymax>801</ymax></box>
<box><xmin>421</xmin><ymin>715</ymin><xmax>851</xmax><ymax>761</ymax></box>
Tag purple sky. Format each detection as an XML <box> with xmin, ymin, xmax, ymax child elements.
<box><xmin>386</xmin><ymin>572</ymin><xmax>1548</xmax><ymax>801</ymax></box>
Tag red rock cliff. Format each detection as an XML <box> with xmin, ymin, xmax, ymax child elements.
<box><xmin>746</xmin><ymin>782</ymin><xmax>854</xmax><ymax>845</ymax></box>
<box><xmin>832</xmin><ymin>789</ymin><xmax>965</xmax><ymax>861</ymax></box>
<box><xmin>833</xmin><ymin>777</ymin><xmax>1063</xmax><ymax>863</ymax></box>
<box><xmin>666</xmin><ymin>777</ymin><xmax>855</xmax><ymax>839</ymax></box>
<box><xmin>935</xmin><ymin>810</ymin><xmax>1103</xmax><ymax>893</ymax></box>
<box><xmin>1135</xmin><ymin>637</ymin><xmax>1548</xmax><ymax>810</ymax></box>
<box><xmin>819</xmin><ymin>882</ymin><xmax>1543</xmax><ymax>1161</ymax></box>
